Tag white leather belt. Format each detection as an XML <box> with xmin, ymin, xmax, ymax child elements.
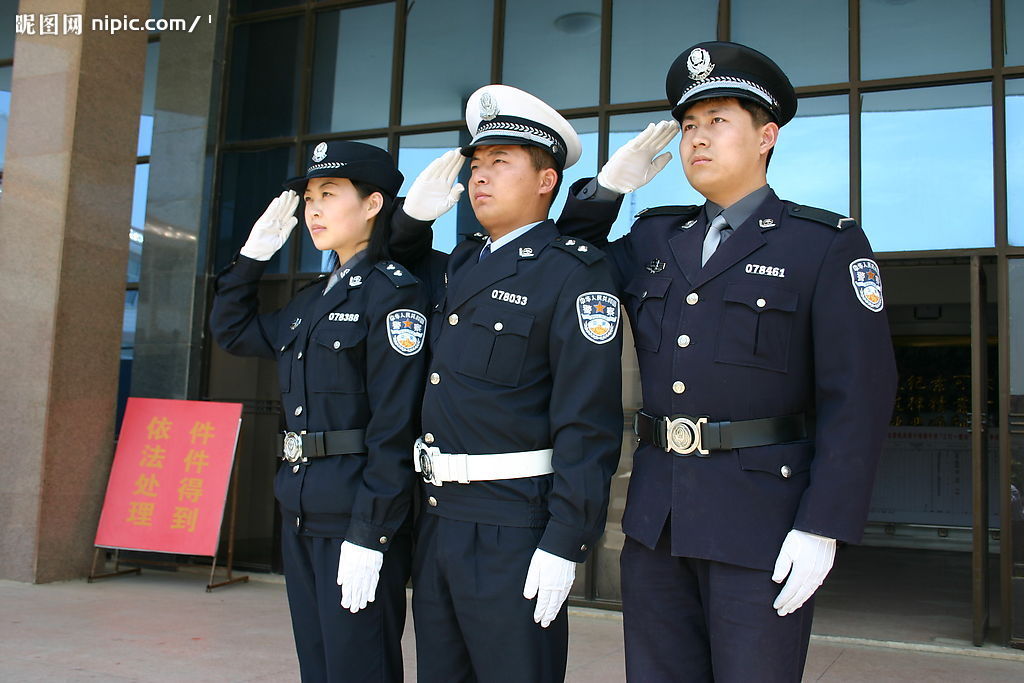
<box><xmin>414</xmin><ymin>437</ymin><xmax>554</xmax><ymax>486</ymax></box>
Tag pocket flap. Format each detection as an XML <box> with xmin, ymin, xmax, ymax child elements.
<box><xmin>723</xmin><ymin>283</ymin><xmax>798</xmax><ymax>313</ymax></box>
<box><xmin>737</xmin><ymin>442</ymin><xmax>813</xmax><ymax>478</ymax></box>
<box><xmin>624</xmin><ymin>276</ymin><xmax>671</xmax><ymax>301</ymax></box>
<box><xmin>313</xmin><ymin>324</ymin><xmax>367</xmax><ymax>352</ymax></box>
<box><xmin>471</xmin><ymin>307</ymin><xmax>533</xmax><ymax>337</ymax></box>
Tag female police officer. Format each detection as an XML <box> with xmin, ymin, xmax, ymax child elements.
<box><xmin>210</xmin><ymin>141</ymin><xmax>433</xmax><ymax>682</ymax></box>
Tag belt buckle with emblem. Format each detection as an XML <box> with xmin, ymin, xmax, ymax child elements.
<box><xmin>665</xmin><ymin>416</ymin><xmax>709</xmax><ymax>456</ymax></box>
<box><xmin>414</xmin><ymin>439</ymin><xmax>441</xmax><ymax>486</ymax></box>
<box><xmin>283</xmin><ymin>431</ymin><xmax>304</xmax><ymax>463</ymax></box>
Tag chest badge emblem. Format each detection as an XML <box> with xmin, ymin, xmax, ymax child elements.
<box><xmin>290</xmin><ymin>318</ymin><xmax>302</xmax><ymax>330</ymax></box>
<box><xmin>348</xmin><ymin>275</ymin><xmax>362</xmax><ymax>287</ymax></box>
<box><xmin>758</xmin><ymin>218</ymin><xmax>776</xmax><ymax>228</ymax></box>
<box><xmin>646</xmin><ymin>259</ymin><xmax>666</xmax><ymax>274</ymax></box>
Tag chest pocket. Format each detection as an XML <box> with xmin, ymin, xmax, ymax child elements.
<box><xmin>276</xmin><ymin>327</ymin><xmax>302</xmax><ymax>394</ymax></box>
<box><xmin>715</xmin><ymin>283</ymin><xmax>798</xmax><ymax>373</ymax></box>
<box><xmin>623</xmin><ymin>276</ymin><xmax>671</xmax><ymax>352</ymax></box>
<box><xmin>457</xmin><ymin>306</ymin><xmax>534</xmax><ymax>387</ymax></box>
<box><xmin>430</xmin><ymin>290</ymin><xmax>448</xmax><ymax>347</ymax></box>
<box><xmin>307</xmin><ymin>322</ymin><xmax>368</xmax><ymax>393</ymax></box>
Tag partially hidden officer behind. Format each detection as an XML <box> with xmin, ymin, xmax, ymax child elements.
<box><xmin>209</xmin><ymin>141</ymin><xmax>435</xmax><ymax>682</ymax></box>
<box><xmin>410</xmin><ymin>85</ymin><xmax>624</xmax><ymax>682</ymax></box>
<box><xmin>558</xmin><ymin>42</ymin><xmax>898</xmax><ymax>681</ymax></box>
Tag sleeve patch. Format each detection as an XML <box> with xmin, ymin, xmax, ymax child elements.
<box><xmin>849</xmin><ymin>258</ymin><xmax>884</xmax><ymax>312</ymax></box>
<box><xmin>386</xmin><ymin>309</ymin><xmax>427</xmax><ymax>355</ymax></box>
<box><xmin>576</xmin><ymin>292</ymin><xmax>621</xmax><ymax>344</ymax></box>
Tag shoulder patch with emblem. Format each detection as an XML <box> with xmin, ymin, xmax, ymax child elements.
<box><xmin>385</xmin><ymin>309</ymin><xmax>427</xmax><ymax>355</ymax></box>
<box><xmin>551</xmin><ymin>236</ymin><xmax>604</xmax><ymax>265</ymax></box>
<box><xmin>849</xmin><ymin>258</ymin><xmax>884</xmax><ymax>312</ymax></box>
<box><xmin>634</xmin><ymin>205</ymin><xmax>701</xmax><ymax>219</ymax></box>
<box><xmin>576</xmin><ymin>292</ymin><xmax>621</xmax><ymax>344</ymax></box>
<box><xmin>788</xmin><ymin>204</ymin><xmax>858</xmax><ymax>231</ymax></box>
<box><xmin>375</xmin><ymin>261</ymin><xmax>417</xmax><ymax>287</ymax></box>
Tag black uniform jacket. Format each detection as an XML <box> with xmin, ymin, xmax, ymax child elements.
<box><xmin>209</xmin><ymin>254</ymin><xmax>430</xmax><ymax>550</ymax></box>
<box><xmin>559</xmin><ymin>184</ymin><xmax>898</xmax><ymax>571</ymax></box>
<box><xmin>420</xmin><ymin>220</ymin><xmax>624</xmax><ymax>563</ymax></box>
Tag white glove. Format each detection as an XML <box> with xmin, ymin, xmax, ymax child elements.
<box><xmin>522</xmin><ymin>548</ymin><xmax>576</xmax><ymax>628</ymax></box>
<box><xmin>336</xmin><ymin>541</ymin><xmax>384</xmax><ymax>614</ymax></box>
<box><xmin>240</xmin><ymin>190</ymin><xmax>300</xmax><ymax>261</ymax></box>
<box><xmin>596</xmin><ymin>120</ymin><xmax>679</xmax><ymax>194</ymax></box>
<box><xmin>771</xmin><ymin>529</ymin><xmax>836</xmax><ymax>616</ymax></box>
<box><xmin>402</xmin><ymin>149</ymin><xmax>465</xmax><ymax>221</ymax></box>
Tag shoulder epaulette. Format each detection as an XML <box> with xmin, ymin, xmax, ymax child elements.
<box><xmin>550</xmin><ymin>236</ymin><xmax>604</xmax><ymax>265</ymax></box>
<box><xmin>296</xmin><ymin>273</ymin><xmax>329</xmax><ymax>293</ymax></box>
<box><xmin>375</xmin><ymin>261</ymin><xmax>418</xmax><ymax>287</ymax></box>
<box><xmin>787</xmin><ymin>204</ymin><xmax>858</xmax><ymax>231</ymax></box>
<box><xmin>635</xmin><ymin>205</ymin><xmax>701</xmax><ymax>219</ymax></box>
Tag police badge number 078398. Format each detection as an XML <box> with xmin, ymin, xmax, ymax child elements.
<box><xmin>576</xmin><ymin>292</ymin><xmax>621</xmax><ymax>344</ymax></box>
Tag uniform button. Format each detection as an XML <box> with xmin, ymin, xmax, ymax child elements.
<box><xmin>295</xmin><ymin>517</ymin><xmax>300</xmax><ymax>528</ymax></box>
<box><xmin>280</xmin><ymin>345</ymin><xmax>287</xmax><ymax>352</ymax></box>
<box><xmin>641</xmin><ymin>290</ymin><xmax>648</xmax><ymax>298</ymax></box>
<box><xmin>686</xmin><ymin>292</ymin><xmax>699</xmax><ymax>305</ymax></box>
<box><xmin>429</xmin><ymin>372</ymin><xmax>440</xmax><ymax>385</ymax></box>
<box><xmin>781</xmin><ymin>465</ymin><xmax>792</xmax><ymax>479</ymax></box>
<box><xmin>494</xmin><ymin>322</ymin><xmax>504</xmax><ymax>331</ymax></box>
<box><xmin>672</xmin><ymin>381</ymin><xmax>686</xmax><ymax>394</ymax></box>
<box><xmin>580</xmin><ymin>544</ymin><xmax>588</xmax><ymax>552</ymax></box>
<box><xmin>448</xmin><ymin>314</ymin><xmax>459</xmax><ymax>325</ymax></box>
<box><xmin>294</xmin><ymin>406</ymin><xmax>303</xmax><ymax>416</ymax></box>
<box><xmin>333</xmin><ymin>340</ymin><xmax>341</xmax><ymax>349</ymax></box>
<box><xmin>424</xmin><ymin>432</ymin><xmax>435</xmax><ymax>444</ymax></box>
<box><xmin>296</xmin><ymin>351</ymin><xmax>303</xmax><ymax>359</ymax></box>
<box><xmin>677</xmin><ymin>334</ymin><xmax>691</xmax><ymax>348</ymax></box>
<box><xmin>428</xmin><ymin>496</ymin><xmax>438</xmax><ymax>507</ymax></box>
<box><xmin>379</xmin><ymin>536</ymin><xmax>388</xmax><ymax>545</ymax></box>
<box><xmin>756</xmin><ymin>298</ymin><xmax>767</xmax><ymax>308</ymax></box>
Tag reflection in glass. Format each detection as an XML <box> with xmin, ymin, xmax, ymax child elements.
<box><xmin>862</xmin><ymin>84</ymin><xmax>993</xmax><ymax>252</ymax></box>
<box><xmin>1008</xmin><ymin>81</ymin><xmax>1024</xmax><ymax>246</ymax></box>
<box><xmin>0</xmin><ymin>8</ymin><xmax>14</xmax><ymax>61</ymax></box>
<box><xmin>861</xmin><ymin>0</ymin><xmax>988</xmax><ymax>80</ymax></box>
<box><xmin>607</xmin><ymin>112</ymin><xmax>700</xmax><ymax>240</ymax></box>
<box><xmin>503</xmin><ymin>0</ymin><xmax>600</xmax><ymax>110</ymax></box>
<box><xmin>770</xmin><ymin>96</ymin><xmax>849</xmax><ymax>216</ymax></box>
<box><xmin>128</xmin><ymin>163</ymin><xmax>149</xmax><ymax>282</ymax></box>
<box><xmin>234</xmin><ymin>0</ymin><xmax>300</xmax><ymax>14</ymax></box>
<box><xmin>117</xmin><ymin>289</ymin><xmax>139</xmax><ymax>429</ymax></box>
<box><xmin>138</xmin><ymin>42</ymin><xmax>159</xmax><ymax>157</ymax></box>
<box><xmin>611</xmin><ymin>0</ymin><xmax>715</xmax><ymax>104</ymax></box>
<box><xmin>732</xmin><ymin>0</ymin><xmax>846</xmax><ymax>87</ymax></box>
<box><xmin>551</xmin><ymin>118</ymin><xmax>599</xmax><ymax>231</ymax></box>
<box><xmin>1009</xmin><ymin>259</ymin><xmax>1024</xmax><ymax>641</ymax></box>
<box><xmin>225</xmin><ymin>17</ymin><xmax>303</xmax><ymax>141</ymax></box>
<box><xmin>0</xmin><ymin>65</ymin><xmax>10</xmax><ymax>172</ymax></box>
<box><xmin>298</xmin><ymin>138</ymin><xmax>390</xmax><ymax>273</ymax></box>
<box><xmin>403</xmin><ymin>0</ymin><xmax>491</xmax><ymax>125</ymax></box>
<box><xmin>309</xmin><ymin>5</ymin><xmax>394</xmax><ymax>134</ymax></box>
<box><xmin>399</xmin><ymin>132</ymin><xmax>463</xmax><ymax>254</ymax></box>
<box><xmin>217</xmin><ymin>147</ymin><xmax>294</xmax><ymax>273</ymax></box>
<box><xmin>1009</xmin><ymin>2</ymin><xmax>1024</xmax><ymax>66</ymax></box>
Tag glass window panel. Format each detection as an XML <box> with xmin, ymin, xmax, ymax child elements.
<box><xmin>216</xmin><ymin>146</ymin><xmax>294</xmax><ymax>273</ymax></box>
<box><xmin>297</xmin><ymin>138</ymin><xmax>390</xmax><ymax>273</ymax></box>
<box><xmin>225</xmin><ymin>17</ymin><xmax>303</xmax><ymax>141</ymax></box>
<box><xmin>732</xmin><ymin>0</ymin><xmax>847</xmax><ymax>87</ymax></box>
<box><xmin>128</xmin><ymin>163</ymin><xmax>149</xmax><ymax>282</ymax></box>
<box><xmin>138</xmin><ymin>42</ymin><xmax>159</xmax><ymax>157</ymax></box>
<box><xmin>117</xmin><ymin>288</ymin><xmax>139</xmax><ymax>430</ymax></box>
<box><xmin>0</xmin><ymin>5</ymin><xmax>14</xmax><ymax>61</ymax></box>
<box><xmin>309</xmin><ymin>4</ymin><xmax>394</xmax><ymax>134</ymax></box>
<box><xmin>862</xmin><ymin>84</ymin><xmax>993</xmax><ymax>252</ymax></box>
<box><xmin>1010</xmin><ymin>258</ymin><xmax>1024</xmax><ymax>641</ymax></box>
<box><xmin>235</xmin><ymin>0</ymin><xmax>301</xmax><ymax>13</ymax></box>
<box><xmin>1009</xmin><ymin>2</ymin><xmax>1024</xmax><ymax>66</ymax></box>
<box><xmin>611</xmin><ymin>0</ymin><xmax>715</xmax><ymax>104</ymax></box>
<box><xmin>769</xmin><ymin>95</ymin><xmax>849</xmax><ymax>216</ymax></box>
<box><xmin>0</xmin><ymin>65</ymin><xmax>10</xmax><ymax>172</ymax></box>
<box><xmin>402</xmin><ymin>0</ymin><xmax>491</xmax><ymax>125</ymax></box>
<box><xmin>503</xmin><ymin>0</ymin><xmax>600</xmax><ymax>110</ymax></box>
<box><xmin>1008</xmin><ymin>80</ymin><xmax>1024</xmax><ymax>246</ymax></box>
<box><xmin>860</xmin><ymin>0</ymin><xmax>989</xmax><ymax>80</ymax></box>
<box><xmin>551</xmin><ymin>117</ymin><xmax>599</xmax><ymax>227</ymax></box>
<box><xmin>398</xmin><ymin>131</ymin><xmax>464</xmax><ymax>254</ymax></box>
<box><xmin>607</xmin><ymin>112</ymin><xmax>702</xmax><ymax>240</ymax></box>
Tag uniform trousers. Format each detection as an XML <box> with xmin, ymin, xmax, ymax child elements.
<box><xmin>281</xmin><ymin>523</ymin><xmax>412</xmax><ymax>683</ymax></box>
<box><xmin>620</xmin><ymin>525</ymin><xmax>814</xmax><ymax>683</ymax></box>
<box><xmin>412</xmin><ymin>513</ymin><xmax>568</xmax><ymax>683</ymax></box>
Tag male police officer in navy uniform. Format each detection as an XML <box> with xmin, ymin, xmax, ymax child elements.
<box><xmin>560</xmin><ymin>42</ymin><xmax>898</xmax><ymax>681</ymax></box>
<box><xmin>410</xmin><ymin>85</ymin><xmax>623</xmax><ymax>682</ymax></box>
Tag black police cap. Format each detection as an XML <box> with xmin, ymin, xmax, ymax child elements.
<box><xmin>666</xmin><ymin>41</ymin><xmax>797</xmax><ymax>126</ymax></box>
<box><xmin>285</xmin><ymin>140</ymin><xmax>404</xmax><ymax>197</ymax></box>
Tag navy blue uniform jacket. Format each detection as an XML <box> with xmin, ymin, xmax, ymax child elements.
<box><xmin>559</xmin><ymin>184</ymin><xmax>897</xmax><ymax>571</ymax></box>
<box><xmin>209</xmin><ymin>254</ymin><xmax>429</xmax><ymax>550</ymax></box>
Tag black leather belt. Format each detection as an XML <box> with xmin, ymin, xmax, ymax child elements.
<box><xmin>634</xmin><ymin>410</ymin><xmax>807</xmax><ymax>456</ymax></box>
<box><xmin>278</xmin><ymin>429</ymin><xmax>366</xmax><ymax>463</ymax></box>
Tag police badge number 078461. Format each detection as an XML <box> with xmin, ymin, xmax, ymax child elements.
<box><xmin>576</xmin><ymin>292</ymin><xmax>621</xmax><ymax>344</ymax></box>
<box><xmin>849</xmin><ymin>258</ymin><xmax>884</xmax><ymax>312</ymax></box>
<box><xmin>386</xmin><ymin>309</ymin><xmax>427</xmax><ymax>356</ymax></box>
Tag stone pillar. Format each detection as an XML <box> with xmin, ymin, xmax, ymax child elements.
<box><xmin>0</xmin><ymin>0</ymin><xmax>148</xmax><ymax>582</ymax></box>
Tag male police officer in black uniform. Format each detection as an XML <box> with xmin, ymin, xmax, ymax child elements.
<box><xmin>560</xmin><ymin>42</ymin><xmax>898</xmax><ymax>681</ymax></box>
<box><xmin>410</xmin><ymin>85</ymin><xmax>623</xmax><ymax>682</ymax></box>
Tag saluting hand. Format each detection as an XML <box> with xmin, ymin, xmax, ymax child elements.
<box><xmin>336</xmin><ymin>540</ymin><xmax>385</xmax><ymax>614</ymax></box>
<box><xmin>771</xmin><ymin>529</ymin><xmax>837</xmax><ymax>616</ymax></box>
<box><xmin>403</xmin><ymin>149</ymin><xmax>466</xmax><ymax>221</ymax></box>
<box><xmin>596</xmin><ymin>120</ymin><xmax>679</xmax><ymax>194</ymax></box>
<box><xmin>240</xmin><ymin>190</ymin><xmax>300</xmax><ymax>261</ymax></box>
<box><xmin>523</xmin><ymin>548</ymin><xmax>576</xmax><ymax>628</ymax></box>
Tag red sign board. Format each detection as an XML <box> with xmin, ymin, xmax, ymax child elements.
<box><xmin>94</xmin><ymin>398</ymin><xmax>243</xmax><ymax>556</ymax></box>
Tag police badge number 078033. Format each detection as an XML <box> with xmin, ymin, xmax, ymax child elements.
<box><xmin>576</xmin><ymin>292</ymin><xmax>621</xmax><ymax>344</ymax></box>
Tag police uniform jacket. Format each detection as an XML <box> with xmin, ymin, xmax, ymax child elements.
<box><xmin>421</xmin><ymin>220</ymin><xmax>624</xmax><ymax>563</ymax></box>
<box><xmin>560</xmin><ymin>185</ymin><xmax>897</xmax><ymax>571</ymax></box>
<box><xmin>209</xmin><ymin>254</ymin><xmax>429</xmax><ymax>550</ymax></box>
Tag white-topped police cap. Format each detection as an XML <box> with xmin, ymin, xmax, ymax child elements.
<box><xmin>461</xmin><ymin>85</ymin><xmax>582</xmax><ymax>170</ymax></box>
<box><xmin>284</xmin><ymin>140</ymin><xmax>404</xmax><ymax>197</ymax></box>
<box><xmin>666</xmin><ymin>41</ymin><xmax>797</xmax><ymax>126</ymax></box>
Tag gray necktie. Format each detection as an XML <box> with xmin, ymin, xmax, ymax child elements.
<box><xmin>701</xmin><ymin>214</ymin><xmax>732</xmax><ymax>267</ymax></box>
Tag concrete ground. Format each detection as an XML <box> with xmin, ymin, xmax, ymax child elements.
<box><xmin>2</xmin><ymin>569</ymin><xmax>1022</xmax><ymax>682</ymax></box>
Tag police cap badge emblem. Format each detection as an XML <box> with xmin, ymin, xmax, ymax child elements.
<box><xmin>687</xmin><ymin>47</ymin><xmax>715</xmax><ymax>81</ymax></box>
<box><xmin>480</xmin><ymin>91</ymin><xmax>500</xmax><ymax>121</ymax></box>
<box><xmin>312</xmin><ymin>142</ymin><xmax>328</xmax><ymax>163</ymax></box>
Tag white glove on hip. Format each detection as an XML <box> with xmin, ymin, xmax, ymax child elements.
<box><xmin>402</xmin><ymin>149</ymin><xmax>465</xmax><ymax>221</ymax></box>
<box><xmin>596</xmin><ymin>120</ymin><xmax>679</xmax><ymax>194</ymax></box>
<box><xmin>336</xmin><ymin>541</ymin><xmax>384</xmax><ymax>614</ymax></box>
<box><xmin>771</xmin><ymin>529</ymin><xmax>836</xmax><ymax>616</ymax></box>
<box><xmin>522</xmin><ymin>548</ymin><xmax>576</xmax><ymax>628</ymax></box>
<box><xmin>239</xmin><ymin>190</ymin><xmax>300</xmax><ymax>261</ymax></box>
